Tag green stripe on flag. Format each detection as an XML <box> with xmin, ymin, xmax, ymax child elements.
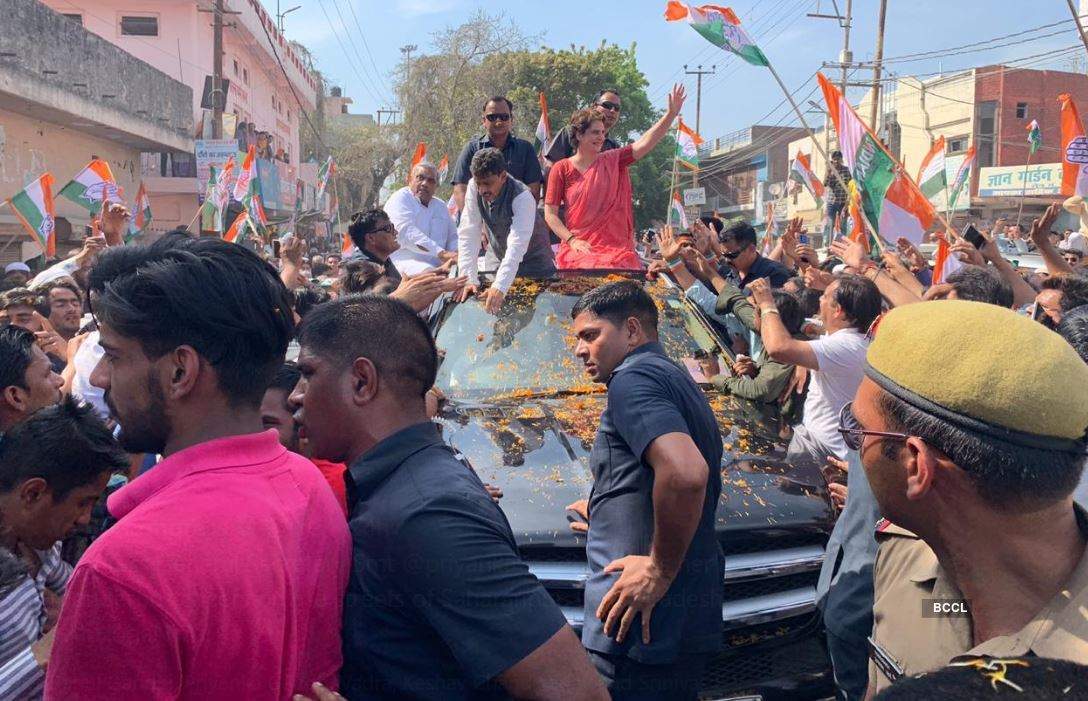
<box><xmin>853</xmin><ymin>135</ymin><xmax>897</xmax><ymax>235</ymax></box>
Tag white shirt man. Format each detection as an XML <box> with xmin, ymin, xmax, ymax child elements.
<box><xmin>386</xmin><ymin>164</ymin><xmax>458</xmax><ymax>276</ymax></box>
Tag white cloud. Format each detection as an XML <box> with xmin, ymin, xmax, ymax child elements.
<box><xmin>395</xmin><ymin>0</ymin><xmax>460</xmax><ymax>17</ymax></box>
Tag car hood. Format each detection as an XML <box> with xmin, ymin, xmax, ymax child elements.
<box><xmin>436</xmin><ymin>392</ymin><xmax>834</xmax><ymax>547</ymax></box>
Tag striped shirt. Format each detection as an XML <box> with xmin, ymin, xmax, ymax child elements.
<box><xmin>0</xmin><ymin>544</ymin><xmax>70</xmax><ymax>701</ymax></box>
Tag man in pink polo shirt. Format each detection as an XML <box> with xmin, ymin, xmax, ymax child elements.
<box><xmin>45</xmin><ymin>236</ymin><xmax>351</xmax><ymax>700</ymax></box>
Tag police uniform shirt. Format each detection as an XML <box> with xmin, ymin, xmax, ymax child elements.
<box><xmin>867</xmin><ymin>508</ymin><xmax>1088</xmax><ymax>694</ymax></box>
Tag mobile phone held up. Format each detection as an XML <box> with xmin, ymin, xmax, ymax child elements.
<box><xmin>961</xmin><ymin>224</ymin><xmax>986</xmax><ymax>250</ymax></box>
<box><xmin>272</xmin><ymin>239</ymin><xmax>282</xmax><ymax>258</ymax></box>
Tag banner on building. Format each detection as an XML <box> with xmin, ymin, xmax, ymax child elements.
<box><xmin>195</xmin><ymin>140</ymin><xmax>240</xmax><ymax>201</ymax></box>
<box><xmin>977</xmin><ymin>163</ymin><xmax>1063</xmax><ymax>198</ymax></box>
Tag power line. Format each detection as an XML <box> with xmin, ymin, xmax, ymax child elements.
<box><xmin>339</xmin><ymin>0</ymin><xmax>394</xmax><ymax>105</ymax></box>
<box><xmin>873</xmin><ymin>18</ymin><xmax>1075</xmax><ymax>64</ymax></box>
<box><xmin>327</xmin><ymin>0</ymin><xmax>392</xmax><ymax>105</ymax></box>
<box><xmin>313</xmin><ymin>0</ymin><xmax>386</xmax><ymax>106</ymax></box>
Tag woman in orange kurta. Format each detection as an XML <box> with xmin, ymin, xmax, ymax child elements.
<box><xmin>544</xmin><ymin>84</ymin><xmax>687</xmax><ymax>270</ymax></box>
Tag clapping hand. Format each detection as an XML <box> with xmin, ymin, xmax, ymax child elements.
<box><xmin>657</xmin><ymin>225</ymin><xmax>684</xmax><ymax>260</ymax></box>
<box><xmin>895</xmin><ymin>237</ymin><xmax>927</xmax><ymax>272</ymax></box>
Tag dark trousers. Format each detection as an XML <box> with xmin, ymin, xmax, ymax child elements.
<box><xmin>826</xmin><ymin>628</ymin><xmax>869</xmax><ymax>701</ymax></box>
<box><xmin>588</xmin><ymin>650</ymin><xmax>708</xmax><ymax>701</ymax></box>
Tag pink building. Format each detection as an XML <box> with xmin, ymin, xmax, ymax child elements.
<box><xmin>42</xmin><ymin>0</ymin><xmax>319</xmax><ymax>229</ymax></box>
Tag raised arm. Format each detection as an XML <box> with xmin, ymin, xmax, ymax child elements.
<box><xmin>747</xmin><ymin>278</ymin><xmax>820</xmax><ymax>369</ymax></box>
<box><xmin>1030</xmin><ymin>203</ymin><xmax>1074</xmax><ymax>275</ymax></box>
<box><xmin>631</xmin><ymin>84</ymin><xmax>687</xmax><ymax>162</ymax></box>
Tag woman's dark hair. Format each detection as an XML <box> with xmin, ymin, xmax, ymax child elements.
<box><xmin>0</xmin><ymin>397</ymin><xmax>127</xmax><ymax>500</ymax></box>
<box><xmin>570</xmin><ymin>280</ymin><xmax>658</xmax><ymax>333</ymax></box>
<box><xmin>799</xmin><ymin>288</ymin><xmax>822</xmax><ymax>318</ymax></box>
<box><xmin>878</xmin><ymin>390</ymin><xmax>1085</xmax><ymax>508</ymax></box>
<box><xmin>340</xmin><ymin>260</ymin><xmax>389</xmax><ymax>295</ymax></box>
<box><xmin>92</xmin><ymin>238</ymin><xmax>295</xmax><ymax>408</ymax></box>
<box><xmin>833</xmin><ymin>274</ymin><xmax>882</xmax><ymax>332</ymax></box>
<box><xmin>569</xmin><ymin>108</ymin><xmax>605</xmax><ymax>147</ymax></box>
<box><xmin>0</xmin><ymin>326</ymin><xmax>36</xmax><ymax>391</ymax></box>
<box><xmin>1058</xmin><ymin>304</ymin><xmax>1088</xmax><ymax>364</ymax></box>
<box><xmin>771</xmin><ymin>290</ymin><xmax>804</xmax><ymax>336</ymax></box>
<box><xmin>292</xmin><ymin>286</ymin><xmax>331</xmax><ymax>318</ymax></box>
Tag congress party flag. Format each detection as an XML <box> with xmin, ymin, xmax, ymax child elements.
<box><xmin>535</xmin><ymin>93</ymin><xmax>552</xmax><ymax>153</ymax></box>
<box><xmin>917</xmin><ymin>136</ymin><xmax>947</xmax><ymax>201</ymax></box>
<box><xmin>675</xmin><ymin>117</ymin><xmax>703</xmax><ymax>170</ymax></box>
<box><xmin>946</xmin><ymin>146</ymin><xmax>976</xmax><ymax>211</ymax></box>
<box><xmin>59</xmin><ymin>159</ymin><xmax>121</xmax><ymax>213</ymax></box>
<box><xmin>879</xmin><ymin>171</ymin><xmax>935</xmax><ymax>246</ymax></box>
<box><xmin>1026</xmin><ymin>119</ymin><xmax>1042</xmax><ymax>156</ymax></box>
<box><xmin>7</xmin><ymin>173</ymin><xmax>57</xmax><ymax>256</ymax></box>
<box><xmin>931</xmin><ymin>234</ymin><xmax>964</xmax><ymax>285</ymax></box>
<box><xmin>1060</xmin><ymin>93</ymin><xmax>1088</xmax><ymax>197</ymax></box>
<box><xmin>665</xmin><ymin>2</ymin><xmax>768</xmax><ymax>67</ymax></box>
<box><xmin>410</xmin><ymin>142</ymin><xmax>427</xmax><ymax>170</ymax></box>
<box><xmin>126</xmin><ymin>181</ymin><xmax>153</xmax><ymax>243</ymax></box>
<box><xmin>437</xmin><ymin>154</ymin><xmax>450</xmax><ymax>184</ymax></box>
<box><xmin>670</xmin><ymin>191</ymin><xmax>689</xmax><ymax>230</ymax></box>
<box><xmin>789</xmin><ymin>152</ymin><xmax>824</xmax><ymax>207</ymax></box>
<box><xmin>223</xmin><ymin>210</ymin><xmax>253</xmax><ymax>244</ymax></box>
<box><xmin>233</xmin><ymin>145</ymin><xmax>257</xmax><ymax>202</ymax></box>
<box><xmin>317</xmin><ymin>156</ymin><xmax>336</xmax><ymax>200</ymax></box>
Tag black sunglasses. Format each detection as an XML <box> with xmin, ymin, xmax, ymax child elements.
<box><xmin>597</xmin><ymin>101</ymin><xmax>621</xmax><ymax>112</ymax></box>
<box><xmin>484</xmin><ymin>113</ymin><xmax>511</xmax><ymax>122</ymax></box>
<box><xmin>368</xmin><ymin>223</ymin><xmax>395</xmax><ymax>235</ymax></box>
<box><xmin>837</xmin><ymin>401</ymin><xmax>910</xmax><ymax>452</ymax></box>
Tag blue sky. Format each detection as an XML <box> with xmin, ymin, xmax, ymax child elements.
<box><xmin>267</xmin><ymin>0</ymin><xmax>1083</xmax><ymax>142</ymax></box>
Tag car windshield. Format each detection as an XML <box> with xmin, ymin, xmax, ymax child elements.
<box><xmin>434</xmin><ymin>276</ymin><xmax>728</xmax><ymax>398</ymax></box>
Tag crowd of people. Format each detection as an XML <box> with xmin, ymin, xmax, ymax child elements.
<box><xmin>0</xmin><ymin>78</ymin><xmax>1085</xmax><ymax>701</ymax></box>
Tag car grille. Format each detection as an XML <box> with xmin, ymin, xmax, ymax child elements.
<box><xmin>699</xmin><ymin>632</ymin><xmax>833</xmax><ymax>700</ymax></box>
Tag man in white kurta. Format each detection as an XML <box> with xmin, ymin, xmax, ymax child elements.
<box><xmin>386</xmin><ymin>163</ymin><xmax>458</xmax><ymax>276</ymax></box>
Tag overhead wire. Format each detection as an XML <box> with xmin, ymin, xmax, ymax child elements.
<box><xmin>340</xmin><ymin>0</ymin><xmax>394</xmax><ymax>105</ymax></box>
<box><xmin>327</xmin><ymin>0</ymin><xmax>392</xmax><ymax>106</ymax></box>
<box><xmin>314</xmin><ymin>0</ymin><xmax>386</xmax><ymax>107</ymax></box>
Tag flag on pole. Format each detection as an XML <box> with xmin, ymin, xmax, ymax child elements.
<box><xmin>437</xmin><ymin>154</ymin><xmax>449</xmax><ymax>184</ymax></box>
<box><xmin>1060</xmin><ymin>93</ymin><xmax>1088</xmax><ymax>197</ymax></box>
<box><xmin>202</xmin><ymin>166</ymin><xmax>224</xmax><ymax>233</ymax></box>
<box><xmin>410</xmin><ymin>142</ymin><xmax>427</xmax><ymax>170</ymax></box>
<box><xmin>664</xmin><ymin>2</ymin><xmax>769</xmax><ymax>67</ymax></box>
<box><xmin>675</xmin><ymin>117</ymin><xmax>703</xmax><ymax>170</ymax></box>
<box><xmin>931</xmin><ymin>234</ymin><xmax>964</xmax><ymax>285</ymax></box>
<box><xmin>789</xmin><ymin>152</ymin><xmax>824</xmax><ymax>207</ymax></box>
<box><xmin>126</xmin><ymin>181</ymin><xmax>153</xmax><ymax>243</ymax></box>
<box><xmin>879</xmin><ymin>171</ymin><xmax>935</xmax><ymax>246</ymax></box>
<box><xmin>1026</xmin><ymin>119</ymin><xmax>1042</xmax><ymax>156</ymax></box>
<box><xmin>316</xmin><ymin>156</ymin><xmax>336</xmax><ymax>200</ymax></box>
<box><xmin>535</xmin><ymin>93</ymin><xmax>552</xmax><ymax>153</ymax></box>
<box><xmin>342</xmin><ymin>232</ymin><xmax>355</xmax><ymax>256</ymax></box>
<box><xmin>223</xmin><ymin>210</ymin><xmax>253</xmax><ymax>244</ymax></box>
<box><xmin>7</xmin><ymin>174</ymin><xmax>57</xmax><ymax>256</ymax></box>
<box><xmin>916</xmin><ymin>136</ymin><xmax>947</xmax><ymax>200</ymax></box>
<box><xmin>670</xmin><ymin>191</ymin><xmax>689</xmax><ymax>230</ymax></box>
<box><xmin>58</xmin><ymin>159</ymin><xmax>121</xmax><ymax>213</ymax></box>
<box><xmin>846</xmin><ymin>181</ymin><xmax>873</xmax><ymax>253</ymax></box>
<box><xmin>233</xmin><ymin>145</ymin><xmax>257</xmax><ymax>202</ymax></box>
<box><xmin>946</xmin><ymin>146</ymin><xmax>976</xmax><ymax>211</ymax></box>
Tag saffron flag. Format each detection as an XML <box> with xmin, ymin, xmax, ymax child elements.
<box><xmin>223</xmin><ymin>210</ymin><xmax>252</xmax><ymax>244</ymax></box>
<box><xmin>59</xmin><ymin>159</ymin><xmax>121</xmax><ymax>213</ymax></box>
<box><xmin>670</xmin><ymin>191</ymin><xmax>689</xmax><ymax>230</ymax></box>
<box><xmin>675</xmin><ymin>117</ymin><xmax>703</xmax><ymax>171</ymax></box>
<box><xmin>233</xmin><ymin>145</ymin><xmax>257</xmax><ymax>202</ymax></box>
<box><xmin>126</xmin><ymin>181</ymin><xmax>153</xmax><ymax>243</ymax></box>
<box><xmin>316</xmin><ymin>156</ymin><xmax>336</xmax><ymax>200</ymax></box>
<box><xmin>437</xmin><ymin>154</ymin><xmax>450</xmax><ymax>184</ymax></box>
<box><xmin>917</xmin><ymin>136</ymin><xmax>946</xmax><ymax>200</ymax></box>
<box><xmin>879</xmin><ymin>171</ymin><xmax>935</xmax><ymax>246</ymax></box>
<box><xmin>1026</xmin><ymin>119</ymin><xmax>1042</xmax><ymax>157</ymax></box>
<box><xmin>931</xmin><ymin>234</ymin><xmax>964</xmax><ymax>285</ymax></box>
<box><xmin>1060</xmin><ymin>93</ymin><xmax>1088</xmax><ymax>197</ymax></box>
<box><xmin>535</xmin><ymin>93</ymin><xmax>552</xmax><ymax>153</ymax></box>
<box><xmin>410</xmin><ymin>142</ymin><xmax>427</xmax><ymax>170</ymax></box>
<box><xmin>664</xmin><ymin>2</ymin><xmax>769</xmax><ymax>67</ymax></box>
<box><xmin>946</xmin><ymin>146</ymin><xmax>976</xmax><ymax>211</ymax></box>
<box><xmin>789</xmin><ymin>152</ymin><xmax>824</xmax><ymax>207</ymax></box>
<box><xmin>7</xmin><ymin>173</ymin><xmax>56</xmax><ymax>256</ymax></box>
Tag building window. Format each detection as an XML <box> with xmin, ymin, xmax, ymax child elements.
<box><xmin>233</xmin><ymin>59</ymin><xmax>239</xmax><ymax>76</ymax></box>
<box><xmin>947</xmin><ymin>136</ymin><xmax>969</xmax><ymax>154</ymax></box>
<box><xmin>120</xmin><ymin>15</ymin><xmax>159</xmax><ymax>36</ymax></box>
<box><xmin>976</xmin><ymin>100</ymin><xmax>998</xmax><ymax>168</ymax></box>
<box><xmin>243</xmin><ymin>67</ymin><xmax>249</xmax><ymax>85</ymax></box>
<box><xmin>62</xmin><ymin>13</ymin><xmax>82</xmax><ymax>25</ymax></box>
<box><xmin>1016</xmin><ymin>102</ymin><xmax>1028</xmax><ymax>119</ymax></box>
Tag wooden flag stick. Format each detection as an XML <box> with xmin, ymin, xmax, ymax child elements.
<box><xmin>665</xmin><ymin>152</ymin><xmax>680</xmax><ymax>227</ymax></box>
<box><xmin>1015</xmin><ymin>149</ymin><xmax>1034</xmax><ymax>227</ymax></box>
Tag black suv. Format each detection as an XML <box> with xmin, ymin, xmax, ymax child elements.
<box><xmin>431</xmin><ymin>273</ymin><xmax>836</xmax><ymax>700</ymax></box>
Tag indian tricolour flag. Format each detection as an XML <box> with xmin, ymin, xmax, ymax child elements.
<box><xmin>126</xmin><ymin>181</ymin><xmax>152</xmax><ymax>243</ymax></box>
<box><xmin>789</xmin><ymin>152</ymin><xmax>824</xmax><ymax>207</ymax></box>
<box><xmin>818</xmin><ymin>72</ymin><xmax>895</xmax><ymax>233</ymax></box>
<box><xmin>410</xmin><ymin>142</ymin><xmax>428</xmax><ymax>171</ymax></box>
<box><xmin>437</xmin><ymin>155</ymin><xmax>450</xmax><ymax>184</ymax></box>
<box><xmin>7</xmin><ymin>173</ymin><xmax>57</xmax><ymax>256</ymax></box>
<box><xmin>317</xmin><ymin>156</ymin><xmax>336</xmax><ymax>200</ymax></box>
<box><xmin>233</xmin><ymin>145</ymin><xmax>256</xmax><ymax>202</ymax></box>
<box><xmin>675</xmin><ymin>117</ymin><xmax>703</xmax><ymax>170</ymax></box>
<box><xmin>946</xmin><ymin>146</ymin><xmax>976</xmax><ymax>211</ymax></box>
<box><xmin>917</xmin><ymin>136</ymin><xmax>946</xmax><ymax>200</ymax></box>
<box><xmin>59</xmin><ymin>159</ymin><xmax>121</xmax><ymax>213</ymax></box>
<box><xmin>535</xmin><ymin>93</ymin><xmax>552</xmax><ymax>153</ymax></box>
<box><xmin>1027</xmin><ymin>119</ymin><xmax>1042</xmax><ymax>156</ymax></box>
<box><xmin>223</xmin><ymin>210</ymin><xmax>253</xmax><ymax>244</ymax></box>
<box><xmin>931</xmin><ymin>234</ymin><xmax>964</xmax><ymax>285</ymax></box>
<box><xmin>665</xmin><ymin>2</ymin><xmax>768</xmax><ymax>67</ymax></box>
<box><xmin>1060</xmin><ymin>93</ymin><xmax>1088</xmax><ymax>197</ymax></box>
<box><xmin>670</xmin><ymin>191</ymin><xmax>689</xmax><ymax>230</ymax></box>
<box><xmin>342</xmin><ymin>232</ymin><xmax>355</xmax><ymax>256</ymax></box>
<box><xmin>879</xmin><ymin>170</ymin><xmax>935</xmax><ymax>246</ymax></box>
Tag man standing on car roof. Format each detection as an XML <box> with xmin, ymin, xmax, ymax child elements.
<box><xmin>568</xmin><ymin>280</ymin><xmax>723</xmax><ymax>700</ymax></box>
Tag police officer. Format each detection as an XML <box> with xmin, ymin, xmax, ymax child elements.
<box><xmin>840</xmin><ymin>300</ymin><xmax>1088</xmax><ymax>695</ymax></box>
